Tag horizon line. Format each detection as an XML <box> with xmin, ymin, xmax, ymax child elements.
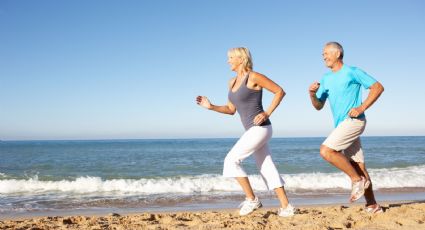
<box><xmin>1</xmin><ymin>134</ymin><xmax>424</xmax><ymax>142</ymax></box>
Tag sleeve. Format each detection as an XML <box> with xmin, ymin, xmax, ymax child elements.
<box><xmin>315</xmin><ymin>78</ymin><xmax>328</xmax><ymax>102</ymax></box>
<box><xmin>353</xmin><ymin>67</ymin><xmax>377</xmax><ymax>89</ymax></box>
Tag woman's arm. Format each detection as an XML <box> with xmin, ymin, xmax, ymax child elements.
<box><xmin>196</xmin><ymin>78</ymin><xmax>237</xmax><ymax>115</ymax></box>
<box><xmin>196</xmin><ymin>96</ymin><xmax>236</xmax><ymax>115</ymax></box>
<box><xmin>250</xmin><ymin>72</ymin><xmax>285</xmax><ymax>125</ymax></box>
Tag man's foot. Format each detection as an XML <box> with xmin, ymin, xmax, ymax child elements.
<box><xmin>366</xmin><ymin>204</ymin><xmax>383</xmax><ymax>214</ymax></box>
<box><xmin>364</xmin><ymin>179</ymin><xmax>371</xmax><ymax>189</ymax></box>
<box><xmin>238</xmin><ymin>197</ymin><xmax>262</xmax><ymax>216</ymax></box>
<box><xmin>350</xmin><ymin>176</ymin><xmax>366</xmax><ymax>202</ymax></box>
<box><xmin>278</xmin><ymin>203</ymin><xmax>295</xmax><ymax>217</ymax></box>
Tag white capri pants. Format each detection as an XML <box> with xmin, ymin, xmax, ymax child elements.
<box><xmin>223</xmin><ymin>125</ymin><xmax>285</xmax><ymax>190</ymax></box>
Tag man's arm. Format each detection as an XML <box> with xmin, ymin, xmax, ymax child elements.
<box><xmin>309</xmin><ymin>82</ymin><xmax>325</xmax><ymax>110</ymax></box>
<box><xmin>348</xmin><ymin>82</ymin><xmax>384</xmax><ymax>117</ymax></box>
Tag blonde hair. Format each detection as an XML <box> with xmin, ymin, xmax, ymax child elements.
<box><xmin>227</xmin><ymin>47</ymin><xmax>253</xmax><ymax>71</ymax></box>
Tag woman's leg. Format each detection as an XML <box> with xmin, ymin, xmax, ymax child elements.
<box><xmin>253</xmin><ymin>143</ymin><xmax>289</xmax><ymax>208</ymax></box>
<box><xmin>236</xmin><ymin>177</ymin><xmax>255</xmax><ymax>200</ymax></box>
<box><xmin>274</xmin><ymin>187</ymin><xmax>290</xmax><ymax>208</ymax></box>
<box><xmin>223</xmin><ymin>126</ymin><xmax>271</xmax><ymax>199</ymax></box>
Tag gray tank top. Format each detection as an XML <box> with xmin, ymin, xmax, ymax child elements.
<box><xmin>228</xmin><ymin>72</ymin><xmax>271</xmax><ymax>130</ymax></box>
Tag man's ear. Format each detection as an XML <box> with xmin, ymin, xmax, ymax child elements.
<box><xmin>336</xmin><ymin>50</ymin><xmax>342</xmax><ymax>59</ymax></box>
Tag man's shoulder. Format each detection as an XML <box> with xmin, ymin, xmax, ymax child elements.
<box><xmin>344</xmin><ymin>65</ymin><xmax>362</xmax><ymax>73</ymax></box>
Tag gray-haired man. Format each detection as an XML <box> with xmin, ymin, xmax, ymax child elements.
<box><xmin>309</xmin><ymin>42</ymin><xmax>384</xmax><ymax>213</ymax></box>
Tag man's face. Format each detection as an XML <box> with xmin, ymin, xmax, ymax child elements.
<box><xmin>322</xmin><ymin>45</ymin><xmax>340</xmax><ymax>68</ymax></box>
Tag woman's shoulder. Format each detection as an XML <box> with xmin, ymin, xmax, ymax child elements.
<box><xmin>249</xmin><ymin>71</ymin><xmax>261</xmax><ymax>76</ymax></box>
<box><xmin>249</xmin><ymin>71</ymin><xmax>267</xmax><ymax>81</ymax></box>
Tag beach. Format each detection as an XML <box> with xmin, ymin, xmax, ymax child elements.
<box><xmin>1</xmin><ymin>201</ymin><xmax>424</xmax><ymax>229</ymax></box>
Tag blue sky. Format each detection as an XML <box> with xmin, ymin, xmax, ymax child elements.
<box><xmin>1</xmin><ymin>0</ymin><xmax>424</xmax><ymax>140</ymax></box>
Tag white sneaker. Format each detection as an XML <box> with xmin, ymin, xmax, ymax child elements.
<box><xmin>238</xmin><ymin>197</ymin><xmax>262</xmax><ymax>216</ymax></box>
<box><xmin>278</xmin><ymin>203</ymin><xmax>295</xmax><ymax>217</ymax></box>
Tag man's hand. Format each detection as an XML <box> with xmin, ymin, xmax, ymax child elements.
<box><xmin>309</xmin><ymin>82</ymin><xmax>320</xmax><ymax>95</ymax></box>
<box><xmin>348</xmin><ymin>106</ymin><xmax>365</xmax><ymax>118</ymax></box>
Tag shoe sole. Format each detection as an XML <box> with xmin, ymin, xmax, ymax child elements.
<box><xmin>239</xmin><ymin>203</ymin><xmax>263</xmax><ymax>216</ymax></box>
<box><xmin>279</xmin><ymin>212</ymin><xmax>295</xmax><ymax>217</ymax></box>
<box><xmin>350</xmin><ymin>190</ymin><xmax>365</xmax><ymax>202</ymax></box>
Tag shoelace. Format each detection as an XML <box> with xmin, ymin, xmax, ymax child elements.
<box><xmin>238</xmin><ymin>201</ymin><xmax>246</xmax><ymax>208</ymax></box>
<box><xmin>238</xmin><ymin>199</ymin><xmax>258</xmax><ymax>210</ymax></box>
<box><xmin>238</xmin><ymin>200</ymin><xmax>251</xmax><ymax>208</ymax></box>
<box><xmin>351</xmin><ymin>178</ymin><xmax>365</xmax><ymax>195</ymax></box>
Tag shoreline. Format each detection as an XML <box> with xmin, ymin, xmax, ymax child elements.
<box><xmin>1</xmin><ymin>190</ymin><xmax>425</xmax><ymax>220</ymax></box>
<box><xmin>1</xmin><ymin>201</ymin><xmax>424</xmax><ymax>229</ymax></box>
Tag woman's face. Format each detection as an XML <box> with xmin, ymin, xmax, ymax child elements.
<box><xmin>227</xmin><ymin>55</ymin><xmax>242</xmax><ymax>71</ymax></box>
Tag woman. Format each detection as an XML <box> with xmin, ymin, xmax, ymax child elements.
<box><xmin>196</xmin><ymin>47</ymin><xmax>294</xmax><ymax>217</ymax></box>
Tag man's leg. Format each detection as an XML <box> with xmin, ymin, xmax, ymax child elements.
<box><xmin>344</xmin><ymin>137</ymin><xmax>381</xmax><ymax>208</ymax></box>
<box><xmin>320</xmin><ymin>145</ymin><xmax>362</xmax><ymax>182</ymax></box>
<box><xmin>321</xmin><ymin>118</ymin><xmax>368</xmax><ymax>202</ymax></box>
<box><xmin>350</xmin><ymin>161</ymin><xmax>378</xmax><ymax>206</ymax></box>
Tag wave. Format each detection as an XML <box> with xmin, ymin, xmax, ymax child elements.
<box><xmin>1</xmin><ymin>165</ymin><xmax>424</xmax><ymax>195</ymax></box>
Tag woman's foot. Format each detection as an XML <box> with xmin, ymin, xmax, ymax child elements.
<box><xmin>238</xmin><ymin>196</ymin><xmax>262</xmax><ymax>216</ymax></box>
<box><xmin>278</xmin><ymin>203</ymin><xmax>295</xmax><ymax>217</ymax></box>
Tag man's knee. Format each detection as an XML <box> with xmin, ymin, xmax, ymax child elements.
<box><xmin>320</xmin><ymin>145</ymin><xmax>335</xmax><ymax>161</ymax></box>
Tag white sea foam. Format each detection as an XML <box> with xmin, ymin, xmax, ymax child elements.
<box><xmin>1</xmin><ymin>165</ymin><xmax>424</xmax><ymax>195</ymax></box>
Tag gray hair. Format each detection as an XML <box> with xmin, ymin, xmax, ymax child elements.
<box><xmin>326</xmin><ymin>42</ymin><xmax>344</xmax><ymax>60</ymax></box>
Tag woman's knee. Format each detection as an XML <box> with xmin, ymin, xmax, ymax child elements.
<box><xmin>224</xmin><ymin>154</ymin><xmax>240</xmax><ymax>166</ymax></box>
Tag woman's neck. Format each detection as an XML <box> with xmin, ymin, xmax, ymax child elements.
<box><xmin>236</xmin><ymin>68</ymin><xmax>248</xmax><ymax>78</ymax></box>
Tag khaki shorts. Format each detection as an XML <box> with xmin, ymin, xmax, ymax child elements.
<box><xmin>322</xmin><ymin>118</ymin><xmax>366</xmax><ymax>163</ymax></box>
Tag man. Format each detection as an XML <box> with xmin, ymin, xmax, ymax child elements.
<box><xmin>309</xmin><ymin>42</ymin><xmax>384</xmax><ymax>213</ymax></box>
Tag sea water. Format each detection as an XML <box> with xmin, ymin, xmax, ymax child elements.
<box><xmin>0</xmin><ymin>136</ymin><xmax>424</xmax><ymax>216</ymax></box>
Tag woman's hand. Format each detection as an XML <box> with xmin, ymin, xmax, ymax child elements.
<box><xmin>196</xmin><ymin>96</ymin><xmax>212</xmax><ymax>109</ymax></box>
<box><xmin>253</xmin><ymin>112</ymin><xmax>269</xmax><ymax>126</ymax></box>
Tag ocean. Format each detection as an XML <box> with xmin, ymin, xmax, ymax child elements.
<box><xmin>0</xmin><ymin>136</ymin><xmax>424</xmax><ymax>218</ymax></box>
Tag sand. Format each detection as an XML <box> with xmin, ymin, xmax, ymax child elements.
<box><xmin>1</xmin><ymin>202</ymin><xmax>424</xmax><ymax>229</ymax></box>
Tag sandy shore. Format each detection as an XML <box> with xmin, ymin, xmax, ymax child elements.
<box><xmin>1</xmin><ymin>202</ymin><xmax>424</xmax><ymax>229</ymax></box>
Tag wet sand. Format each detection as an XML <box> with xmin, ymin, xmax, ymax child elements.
<box><xmin>1</xmin><ymin>201</ymin><xmax>424</xmax><ymax>229</ymax></box>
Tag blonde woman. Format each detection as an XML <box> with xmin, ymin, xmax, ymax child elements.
<box><xmin>196</xmin><ymin>47</ymin><xmax>294</xmax><ymax>217</ymax></box>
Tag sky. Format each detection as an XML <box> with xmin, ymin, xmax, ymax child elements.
<box><xmin>1</xmin><ymin>0</ymin><xmax>424</xmax><ymax>140</ymax></box>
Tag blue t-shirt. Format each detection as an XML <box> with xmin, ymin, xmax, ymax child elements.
<box><xmin>316</xmin><ymin>65</ymin><xmax>377</xmax><ymax>127</ymax></box>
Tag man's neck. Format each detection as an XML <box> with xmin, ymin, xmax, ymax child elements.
<box><xmin>331</xmin><ymin>61</ymin><xmax>344</xmax><ymax>72</ymax></box>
